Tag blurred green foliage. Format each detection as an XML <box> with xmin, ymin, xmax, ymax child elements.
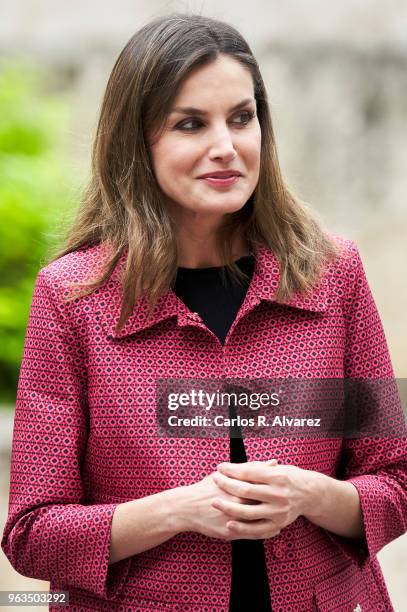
<box><xmin>0</xmin><ymin>60</ymin><xmax>74</xmax><ymax>404</ymax></box>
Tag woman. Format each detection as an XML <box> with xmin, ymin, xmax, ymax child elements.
<box><xmin>2</xmin><ymin>13</ymin><xmax>406</xmax><ymax>612</ymax></box>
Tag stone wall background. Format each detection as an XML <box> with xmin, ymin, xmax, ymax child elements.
<box><xmin>0</xmin><ymin>1</ymin><xmax>406</xmax><ymax>609</ymax></box>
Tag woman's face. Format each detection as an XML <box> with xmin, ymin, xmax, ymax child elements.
<box><xmin>149</xmin><ymin>54</ymin><xmax>262</xmax><ymax>222</ymax></box>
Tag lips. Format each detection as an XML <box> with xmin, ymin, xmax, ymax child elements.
<box><xmin>198</xmin><ymin>171</ymin><xmax>242</xmax><ymax>179</ymax></box>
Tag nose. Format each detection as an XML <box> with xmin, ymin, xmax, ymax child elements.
<box><xmin>207</xmin><ymin>124</ymin><xmax>237</xmax><ymax>162</ymax></box>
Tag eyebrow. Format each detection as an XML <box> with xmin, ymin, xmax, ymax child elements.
<box><xmin>170</xmin><ymin>97</ymin><xmax>256</xmax><ymax>116</ymax></box>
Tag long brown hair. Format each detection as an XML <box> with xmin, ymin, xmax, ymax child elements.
<box><xmin>48</xmin><ymin>12</ymin><xmax>338</xmax><ymax>333</ymax></box>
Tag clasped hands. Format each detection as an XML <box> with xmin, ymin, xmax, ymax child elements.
<box><xmin>210</xmin><ymin>459</ymin><xmax>316</xmax><ymax>540</ymax></box>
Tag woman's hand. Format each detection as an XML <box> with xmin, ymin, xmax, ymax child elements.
<box><xmin>176</xmin><ymin>467</ymin><xmax>281</xmax><ymax>541</ymax></box>
<box><xmin>210</xmin><ymin>460</ymin><xmax>317</xmax><ymax>539</ymax></box>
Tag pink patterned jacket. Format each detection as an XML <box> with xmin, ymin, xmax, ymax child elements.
<box><xmin>2</xmin><ymin>235</ymin><xmax>406</xmax><ymax>611</ymax></box>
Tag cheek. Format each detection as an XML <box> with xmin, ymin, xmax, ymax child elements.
<box><xmin>251</xmin><ymin>130</ymin><xmax>262</xmax><ymax>159</ymax></box>
<box><xmin>240</xmin><ymin>131</ymin><xmax>261</xmax><ymax>164</ymax></box>
<box><xmin>157</xmin><ymin>142</ymin><xmax>197</xmax><ymax>179</ymax></box>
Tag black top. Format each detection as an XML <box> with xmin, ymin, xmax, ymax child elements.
<box><xmin>173</xmin><ymin>255</ymin><xmax>272</xmax><ymax>612</ymax></box>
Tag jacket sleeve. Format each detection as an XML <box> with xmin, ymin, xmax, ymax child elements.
<box><xmin>326</xmin><ymin>241</ymin><xmax>407</xmax><ymax>567</ymax></box>
<box><xmin>1</xmin><ymin>267</ymin><xmax>132</xmax><ymax>599</ymax></box>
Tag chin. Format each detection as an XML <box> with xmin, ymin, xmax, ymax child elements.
<box><xmin>199</xmin><ymin>196</ymin><xmax>247</xmax><ymax>211</ymax></box>
<box><xmin>197</xmin><ymin>203</ymin><xmax>246</xmax><ymax>216</ymax></box>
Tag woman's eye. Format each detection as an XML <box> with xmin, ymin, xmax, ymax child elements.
<box><xmin>177</xmin><ymin>118</ymin><xmax>203</xmax><ymax>131</ymax></box>
<box><xmin>175</xmin><ymin>111</ymin><xmax>256</xmax><ymax>132</ymax></box>
<box><xmin>233</xmin><ymin>111</ymin><xmax>256</xmax><ymax>125</ymax></box>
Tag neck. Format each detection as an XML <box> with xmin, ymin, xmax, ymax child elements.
<box><xmin>175</xmin><ymin>226</ymin><xmax>249</xmax><ymax>268</ymax></box>
<box><xmin>166</xmin><ymin>201</ymin><xmax>249</xmax><ymax>268</ymax></box>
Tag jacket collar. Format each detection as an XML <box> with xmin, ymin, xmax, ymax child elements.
<box><xmin>252</xmin><ymin>245</ymin><xmax>329</xmax><ymax>313</ymax></box>
<box><xmin>97</xmin><ymin>244</ymin><xmax>329</xmax><ymax>339</ymax></box>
